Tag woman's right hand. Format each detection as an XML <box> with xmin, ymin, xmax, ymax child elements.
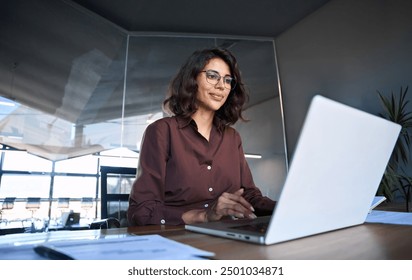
<box><xmin>182</xmin><ymin>188</ymin><xmax>257</xmax><ymax>224</ymax></box>
<box><xmin>205</xmin><ymin>188</ymin><xmax>257</xmax><ymax>222</ymax></box>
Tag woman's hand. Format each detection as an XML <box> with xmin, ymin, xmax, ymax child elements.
<box><xmin>182</xmin><ymin>188</ymin><xmax>257</xmax><ymax>224</ymax></box>
<box><xmin>206</xmin><ymin>188</ymin><xmax>257</xmax><ymax>222</ymax></box>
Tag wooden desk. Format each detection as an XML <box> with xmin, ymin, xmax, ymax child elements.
<box><xmin>126</xmin><ymin>223</ymin><xmax>412</xmax><ymax>259</ymax></box>
<box><xmin>1</xmin><ymin>223</ymin><xmax>412</xmax><ymax>259</ymax></box>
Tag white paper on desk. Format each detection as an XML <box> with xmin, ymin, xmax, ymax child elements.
<box><xmin>366</xmin><ymin>210</ymin><xmax>412</xmax><ymax>225</ymax></box>
<box><xmin>34</xmin><ymin>234</ymin><xmax>214</xmax><ymax>260</ymax></box>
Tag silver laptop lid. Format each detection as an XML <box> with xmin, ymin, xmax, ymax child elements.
<box><xmin>265</xmin><ymin>95</ymin><xmax>401</xmax><ymax>244</ymax></box>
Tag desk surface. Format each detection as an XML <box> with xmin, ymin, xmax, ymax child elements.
<box><xmin>130</xmin><ymin>223</ymin><xmax>412</xmax><ymax>259</ymax></box>
<box><xmin>1</xmin><ymin>222</ymin><xmax>412</xmax><ymax>259</ymax></box>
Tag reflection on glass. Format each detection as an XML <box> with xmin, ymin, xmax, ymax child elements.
<box><xmin>0</xmin><ymin>0</ymin><xmax>288</xmax><ymax>217</ymax></box>
<box><xmin>0</xmin><ymin>9</ymin><xmax>286</xmax><ymax>162</ymax></box>
<box><xmin>0</xmin><ymin>0</ymin><xmax>128</xmax><ymax>161</ymax></box>
<box><xmin>107</xmin><ymin>176</ymin><xmax>134</xmax><ymax>195</ymax></box>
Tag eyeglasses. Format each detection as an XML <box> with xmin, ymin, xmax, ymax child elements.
<box><xmin>201</xmin><ymin>70</ymin><xmax>236</xmax><ymax>90</ymax></box>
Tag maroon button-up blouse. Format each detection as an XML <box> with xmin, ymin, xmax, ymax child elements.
<box><xmin>127</xmin><ymin>116</ymin><xmax>275</xmax><ymax>226</ymax></box>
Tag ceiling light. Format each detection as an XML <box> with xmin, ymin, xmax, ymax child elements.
<box><xmin>244</xmin><ymin>153</ymin><xmax>262</xmax><ymax>159</ymax></box>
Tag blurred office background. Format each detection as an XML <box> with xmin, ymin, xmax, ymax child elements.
<box><xmin>0</xmin><ymin>0</ymin><xmax>411</xmax><ymax>230</ymax></box>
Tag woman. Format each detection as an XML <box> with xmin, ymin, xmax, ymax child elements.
<box><xmin>127</xmin><ymin>48</ymin><xmax>275</xmax><ymax>226</ymax></box>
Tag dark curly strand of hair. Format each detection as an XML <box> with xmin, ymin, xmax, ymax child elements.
<box><xmin>163</xmin><ymin>48</ymin><xmax>249</xmax><ymax>130</ymax></box>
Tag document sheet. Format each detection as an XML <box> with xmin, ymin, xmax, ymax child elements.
<box><xmin>33</xmin><ymin>234</ymin><xmax>214</xmax><ymax>260</ymax></box>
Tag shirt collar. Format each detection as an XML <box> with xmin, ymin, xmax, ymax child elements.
<box><xmin>175</xmin><ymin>116</ymin><xmax>195</xmax><ymax>129</ymax></box>
<box><xmin>175</xmin><ymin>116</ymin><xmax>224</xmax><ymax>134</ymax></box>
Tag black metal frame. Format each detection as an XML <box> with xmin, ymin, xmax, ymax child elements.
<box><xmin>99</xmin><ymin>166</ymin><xmax>136</xmax><ymax>219</ymax></box>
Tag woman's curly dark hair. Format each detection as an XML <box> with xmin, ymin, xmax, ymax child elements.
<box><xmin>163</xmin><ymin>48</ymin><xmax>249</xmax><ymax>130</ymax></box>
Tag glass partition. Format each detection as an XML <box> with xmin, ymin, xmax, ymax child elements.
<box><xmin>122</xmin><ymin>35</ymin><xmax>288</xmax><ymax>199</ymax></box>
<box><xmin>0</xmin><ymin>0</ymin><xmax>287</xmax><ymax>224</ymax></box>
<box><xmin>0</xmin><ymin>0</ymin><xmax>128</xmax><ymax>161</ymax></box>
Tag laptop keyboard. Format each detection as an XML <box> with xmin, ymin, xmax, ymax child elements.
<box><xmin>230</xmin><ymin>222</ymin><xmax>269</xmax><ymax>234</ymax></box>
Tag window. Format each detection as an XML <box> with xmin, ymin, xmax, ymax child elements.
<box><xmin>2</xmin><ymin>151</ymin><xmax>52</xmax><ymax>172</ymax></box>
<box><xmin>0</xmin><ymin>149</ymin><xmax>139</xmax><ymax>226</ymax></box>
<box><xmin>54</xmin><ymin>155</ymin><xmax>99</xmax><ymax>174</ymax></box>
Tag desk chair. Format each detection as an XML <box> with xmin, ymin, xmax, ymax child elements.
<box><xmin>26</xmin><ymin>197</ymin><xmax>41</xmax><ymax>220</ymax></box>
<box><xmin>100</xmin><ymin>166</ymin><xmax>136</xmax><ymax>227</ymax></box>
<box><xmin>57</xmin><ymin>197</ymin><xmax>70</xmax><ymax>209</ymax></box>
<box><xmin>56</xmin><ymin>197</ymin><xmax>70</xmax><ymax>224</ymax></box>
<box><xmin>1</xmin><ymin>197</ymin><xmax>16</xmax><ymax>225</ymax></box>
<box><xmin>25</xmin><ymin>197</ymin><xmax>42</xmax><ymax>232</ymax></box>
<box><xmin>80</xmin><ymin>197</ymin><xmax>94</xmax><ymax>221</ymax></box>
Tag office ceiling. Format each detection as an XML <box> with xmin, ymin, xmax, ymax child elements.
<box><xmin>70</xmin><ymin>0</ymin><xmax>331</xmax><ymax>37</ymax></box>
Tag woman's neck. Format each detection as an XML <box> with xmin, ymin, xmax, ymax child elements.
<box><xmin>192</xmin><ymin>110</ymin><xmax>214</xmax><ymax>141</ymax></box>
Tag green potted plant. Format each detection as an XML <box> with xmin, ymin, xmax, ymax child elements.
<box><xmin>377</xmin><ymin>86</ymin><xmax>412</xmax><ymax>211</ymax></box>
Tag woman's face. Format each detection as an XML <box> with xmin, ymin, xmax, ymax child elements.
<box><xmin>195</xmin><ymin>57</ymin><xmax>232</xmax><ymax>113</ymax></box>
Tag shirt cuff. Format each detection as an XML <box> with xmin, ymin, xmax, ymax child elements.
<box><xmin>129</xmin><ymin>201</ymin><xmax>186</xmax><ymax>226</ymax></box>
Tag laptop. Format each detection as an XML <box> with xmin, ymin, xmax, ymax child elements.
<box><xmin>185</xmin><ymin>95</ymin><xmax>401</xmax><ymax>245</ymax></box>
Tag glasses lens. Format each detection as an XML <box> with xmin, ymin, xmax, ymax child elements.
<box><xmin>205</xmin><ymin>71</ymin><xmax>220</xmax><ymax>83</ymax></box>
<box><xmin>222</xmin><ymin>77</ymin><xmax>233</xmax><ymax>89</ymax></box>
<box><xmin>204</xmin><ymin>70</ymin><xmax>236</xmax><ymax>90</ymax></box>
<box><xmin>225</xmin><ymin>77</ymin><xmax>236</xmax><ymax>90</ymax></box>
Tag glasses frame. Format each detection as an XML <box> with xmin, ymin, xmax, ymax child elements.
<box><xmin>201</xmin><ymin>70</ymin><xmax>236</xmax><ymax>90</ymax></box>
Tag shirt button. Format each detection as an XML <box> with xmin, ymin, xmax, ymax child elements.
<box><xmin>204</xmin><ymin>204</ymin><xmax>209</xmax><ymax>208</ymax></box>
<box><xmin>208</xmin><ymin>187</ymin><xmax>213</xmax><ymax>192</ymax></box>
<box><xmin>207</xmin><ymin>165</ymin><xmax>212</xmax><ymax>170</ymax></box>
<box><xmin>160</xmin><ymin>219</ymin><xmax>166</xmax><ymax>224</ymax></box>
